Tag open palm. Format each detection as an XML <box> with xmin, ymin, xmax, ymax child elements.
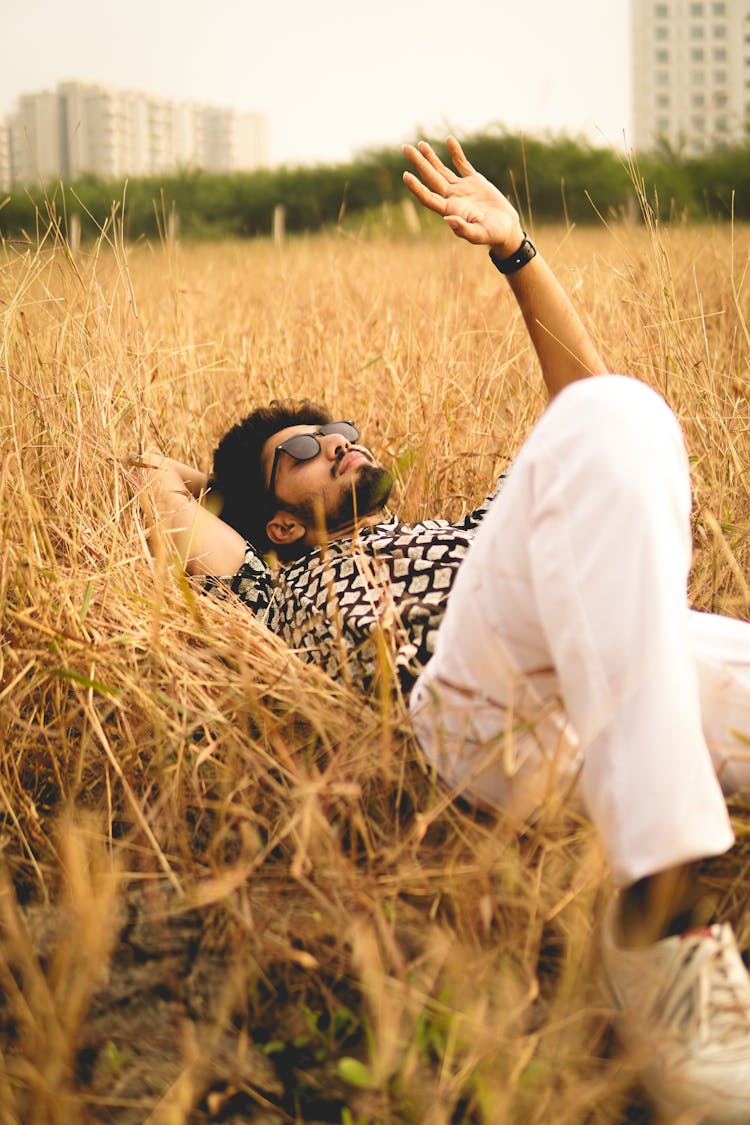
<box><xmin>402</xmin><ymin>136</ymin><xmax>523</xmax><ymax>252</ymax></box>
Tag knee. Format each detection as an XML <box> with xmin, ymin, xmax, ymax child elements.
<box><xmin>553</xmin><ymin>375</ymin><xmax>687</xmax><ymax>472</ymax></box>
<box><xmin>527</xmin><ymin>375</ymin><xmax>692</xmax><ymax>521</ymax></box>
<box><xmin>558</xmin><ymin>374</ymin><xmax>678</xmax><ymax>434</ymax></box>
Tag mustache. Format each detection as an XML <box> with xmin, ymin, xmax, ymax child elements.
<box><xmin>332</xmin><ymin>445</ymin><xmax>375</xmax><ymax>477</ymax></box>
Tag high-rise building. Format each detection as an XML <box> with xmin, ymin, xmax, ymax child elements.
<box><xmin>631</xmin><ymin>0</ymin><xmax>750</xmax><ymax>153</ymax></box>
<box><xmin>9</xmin><ymin>90</ymin><xmax>63</xmax><ymax>184</ymax></box>
<box><xmin>195</xmin><ymin>104</ymin><xmax>270</xmax><ymax>173</ymax></box>
<box><xmin>2</xmin><ymin>82</ymin><xmax>270</xmax><ymax>186</ymax></box>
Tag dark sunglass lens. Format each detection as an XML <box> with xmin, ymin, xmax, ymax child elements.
<box><xmin>284</xmin><ymin>434</ymin><xmax>322</xmax><ymax>461</ymax></box>
<box><xmin>322</xmin><ymin>421</ymin><xmax>359</xmax><ymax>442</ymax></box>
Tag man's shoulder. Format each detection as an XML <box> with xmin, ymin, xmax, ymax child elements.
<box><xmin>237</xmin><ymin>543</ymin><xmax>272</xmax><ymax>574</ymax></box>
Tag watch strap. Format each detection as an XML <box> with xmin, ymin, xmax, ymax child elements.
<box><xmin>489</xmin><ymin>234</ymin><xmax>537</xmax><ymax>275</ymax></box>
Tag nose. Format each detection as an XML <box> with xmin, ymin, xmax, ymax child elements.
<box><xmin>322</xmin><ymin>432</ymin><xmax>351</xmax><ymax>460</ymax></box>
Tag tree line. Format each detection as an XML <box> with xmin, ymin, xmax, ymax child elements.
<box><xmin>1</xmin><ymin>130</ymin><xmax>749</xmax><ymax>244</ymax></box>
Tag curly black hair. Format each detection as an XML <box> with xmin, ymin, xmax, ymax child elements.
<box><xmin>210</xmin><ymin>398</ymin><xmax>331</xmax><ymax>552</ymax></box>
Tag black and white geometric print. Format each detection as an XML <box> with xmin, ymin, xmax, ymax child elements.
<box><xmin>207</xmin><ymin>477</ymin><xmax>506</xmax><ymax>697</ymax></box>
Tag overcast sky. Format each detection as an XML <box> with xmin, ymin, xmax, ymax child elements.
<box><xmin>2</xmin><ymin>0</ymin><xmax>632</xmax><ymax>166</ymax></box>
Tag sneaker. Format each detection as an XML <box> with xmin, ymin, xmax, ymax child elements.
<box><xmin>602</xmin><ymin>901</ymin><xmax>750</xmax><ymax>1122</ymax></box>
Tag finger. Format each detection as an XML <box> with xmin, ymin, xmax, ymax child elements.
<box><xmin>416</xmin><ymin>140</ymin><xmax>460</xmax><ymax>184</ymax></box>
<box><xmin>402</xmin><ymin>170</ymin><xmax>447</xmax><ymax>216</ymax></box>
<box><xmin>403</xmin><ymin>141</ymin><xmax>458</xmax><ymax>188</ymax></box>
<box><xmin>446</xmin><ymin>136</ymin><xmax>477</xmax><ymax>177</ymax></box>
<box><xmin>402</xmin><ymin>143</ymin><xmax>451</xmax><ymax>196</ymax></box>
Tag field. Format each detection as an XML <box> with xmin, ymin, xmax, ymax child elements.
<box><xmin>1</xmin><ymin>204</ymin><xmax>750</xmax><ymax>1123</ymax></box>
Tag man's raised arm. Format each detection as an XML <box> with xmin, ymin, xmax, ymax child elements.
<box><xmin>402</xmin><ymin>137</ymin><xmax>607</xmax><ymax>398</ymax></box>
<box><xmin>127</xmin><ymin>451</ymin><xmax>246</xmax><ymax>577</ymax></box>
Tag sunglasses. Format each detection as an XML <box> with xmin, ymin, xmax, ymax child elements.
<box><xmin>268</xmin><ymin>421</ymin><xmax>360</xmax><ymax>497</ymax></box>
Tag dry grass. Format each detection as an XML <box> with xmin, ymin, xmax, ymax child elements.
<box><xmin>1</xmin><ymin>204</ymin><xmax>750</xmax><ymax>1123</ymax></box>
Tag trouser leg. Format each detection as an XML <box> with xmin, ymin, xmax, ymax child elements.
<box><xmin>410</xmin><ymin>375</ymin><xmax>735</xmax><ymax>885</ymax></box>
<box><xmin>689</xmin><ymin>609</ymin><xmax>750</xmax><ymax>792</ymax></box>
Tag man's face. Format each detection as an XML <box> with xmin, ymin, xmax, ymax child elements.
<box><xmin>260</xmin><ymin>423</ymin><xmax>392</xmax><ymax>535</ymax></box>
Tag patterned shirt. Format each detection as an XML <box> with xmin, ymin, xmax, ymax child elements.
<box><xmin>212</xmin><ymin>478</ymin><xmax>505</xmax><ymax>696</ymax></box>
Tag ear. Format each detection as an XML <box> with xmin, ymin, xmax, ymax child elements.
<box><xmin>265</xmin><ymin>511</ymin><xmax>307</xmax><ymax>547</ymax></box>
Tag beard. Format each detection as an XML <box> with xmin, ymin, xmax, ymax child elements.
<box><xmin>328</xmin><ymin>463</ymin><xmax>394</xmax><ymax>528</ymax></box>
<box><xmin>286</xmin><ymin>462</ymin><xmax>394</xmax><ymax>535</ymax></box>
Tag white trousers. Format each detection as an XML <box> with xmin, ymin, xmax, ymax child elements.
<box><xmin>410</xmin><ymin>375</ymin><xmax>750</xmax><ymax>885</ymax></box>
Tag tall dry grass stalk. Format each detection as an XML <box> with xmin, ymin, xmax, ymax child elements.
<box><xmin>0</xmin><ymin>204</ymin><xmax>749</xmax><ymax>1123</ymax></box>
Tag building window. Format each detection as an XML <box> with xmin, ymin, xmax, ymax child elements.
<box><xmin>690</xmin><ymin>24</ymin><xmax>705</xmax><ymax>38</ymax></box>
<box><xmin>714</xmin><ymin>69</ymin><xmax>727</xmax><ymax>83</ymax></box>
<box><xmin>715</xmin><ymin>115</ymin><xmax>728</xmax><ymax>131</ymax></box>
<box><xmin>692</xmin><ymin>70</ymin><xmax>705</xmax><ymax>84</ymax></box>
<box><xmin>692</xmin><ymin>116</ymin><xmax>706</xmax><ymax>130</ymax></box>
<box><xmin>655</xmin><ymin>24</ymin><xmax>669</xmax><ymax>39</ymax></box>
<box><xmin>656</xmin><ymin>93</ymin><xmax>670</xmax><ymax>107</ymax></box>
<box><xmin>656</xmin><ymin>116</ymin><xmax>671</xmax><ymax>132</ymax></box>
<box><xmin>693</xmin><ymin>91</ymin><xmax>706</xmax><ymax>106</ymax></box>
<box><xmin>713</xmin><ymin>23</ymin><xmax>726</xmax><ymax>37</ymax></box>
<box><xmin>713</xmin><ymin>46</ymin><xmax>727</xmax><ymax>60</ymax></box>
<box><xmin>656</xmin><ymin>48</ymin><xmax>669</xmax><ymax>62</ymax></box>
<box><xmin>713</xmin><ymin>1</ymin><xmax>726</xmax><ymax>13</ymax></box>
<box><xmin>654</xmin><ymin>2</ymin><xmax>669</xmax><ymax>14</ymax></box>
<box><xmin>691</xmin><ymin>47</ymin><xmax>705</xmax><ymax>60</ymax></box>
<box><xmin>690</xmin><ymin>1</ymin><xmax>704</xmax><ymax>12</ymax></box>
<box><xmin>656</xmin><ymin>70</ymin><xmax>670</xmax><ymax>85</ymax></box>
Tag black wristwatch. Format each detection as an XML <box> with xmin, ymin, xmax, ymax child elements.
<box><xmin>489</xmin><ymin>234</ymin><xmax>537</xmax><ymax>275</ymax></box>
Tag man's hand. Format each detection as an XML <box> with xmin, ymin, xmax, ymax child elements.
<box><xmin>402</xmin><ymin>135</ymin><xmax>607</xmax><ymax>396</ymax></box>
<box><xmin>124</xmin><ymin>450</ymin><xmax>209</xmax><ymax>499</ymax></box>
<box><xmin>402</xmin><ymin>137</ymin><xmax>524</xmax><ymax>256</ymax></box>
<box><xmin>124</xmin><ymin>449</ymin><xmax>245</xmax><ymax>576</ymax></box>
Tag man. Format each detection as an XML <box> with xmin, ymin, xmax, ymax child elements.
<box><xmin>133</xmin><ymin>138</ymin><xmax>750</xmax><ymax>1119</ymax></box>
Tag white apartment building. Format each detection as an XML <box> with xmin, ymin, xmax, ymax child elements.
<box><xmin>198</xmin><ymin>105</ymin><xmax>270</xmax><ymax>173</ymax></box>
<box><xmin>9</xmin><ymin>90</ymin><xmax>63</xmax><ymax>184</ymax></box>
<box><xmin>2</xmin><ymin>82</ymin><xmax>270</xmax><ymax>186</ymax></box>
<box><xmin>632</xmin><ymin>0</ymin><xmax>750</xmax><ymax>153</ymax></box>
